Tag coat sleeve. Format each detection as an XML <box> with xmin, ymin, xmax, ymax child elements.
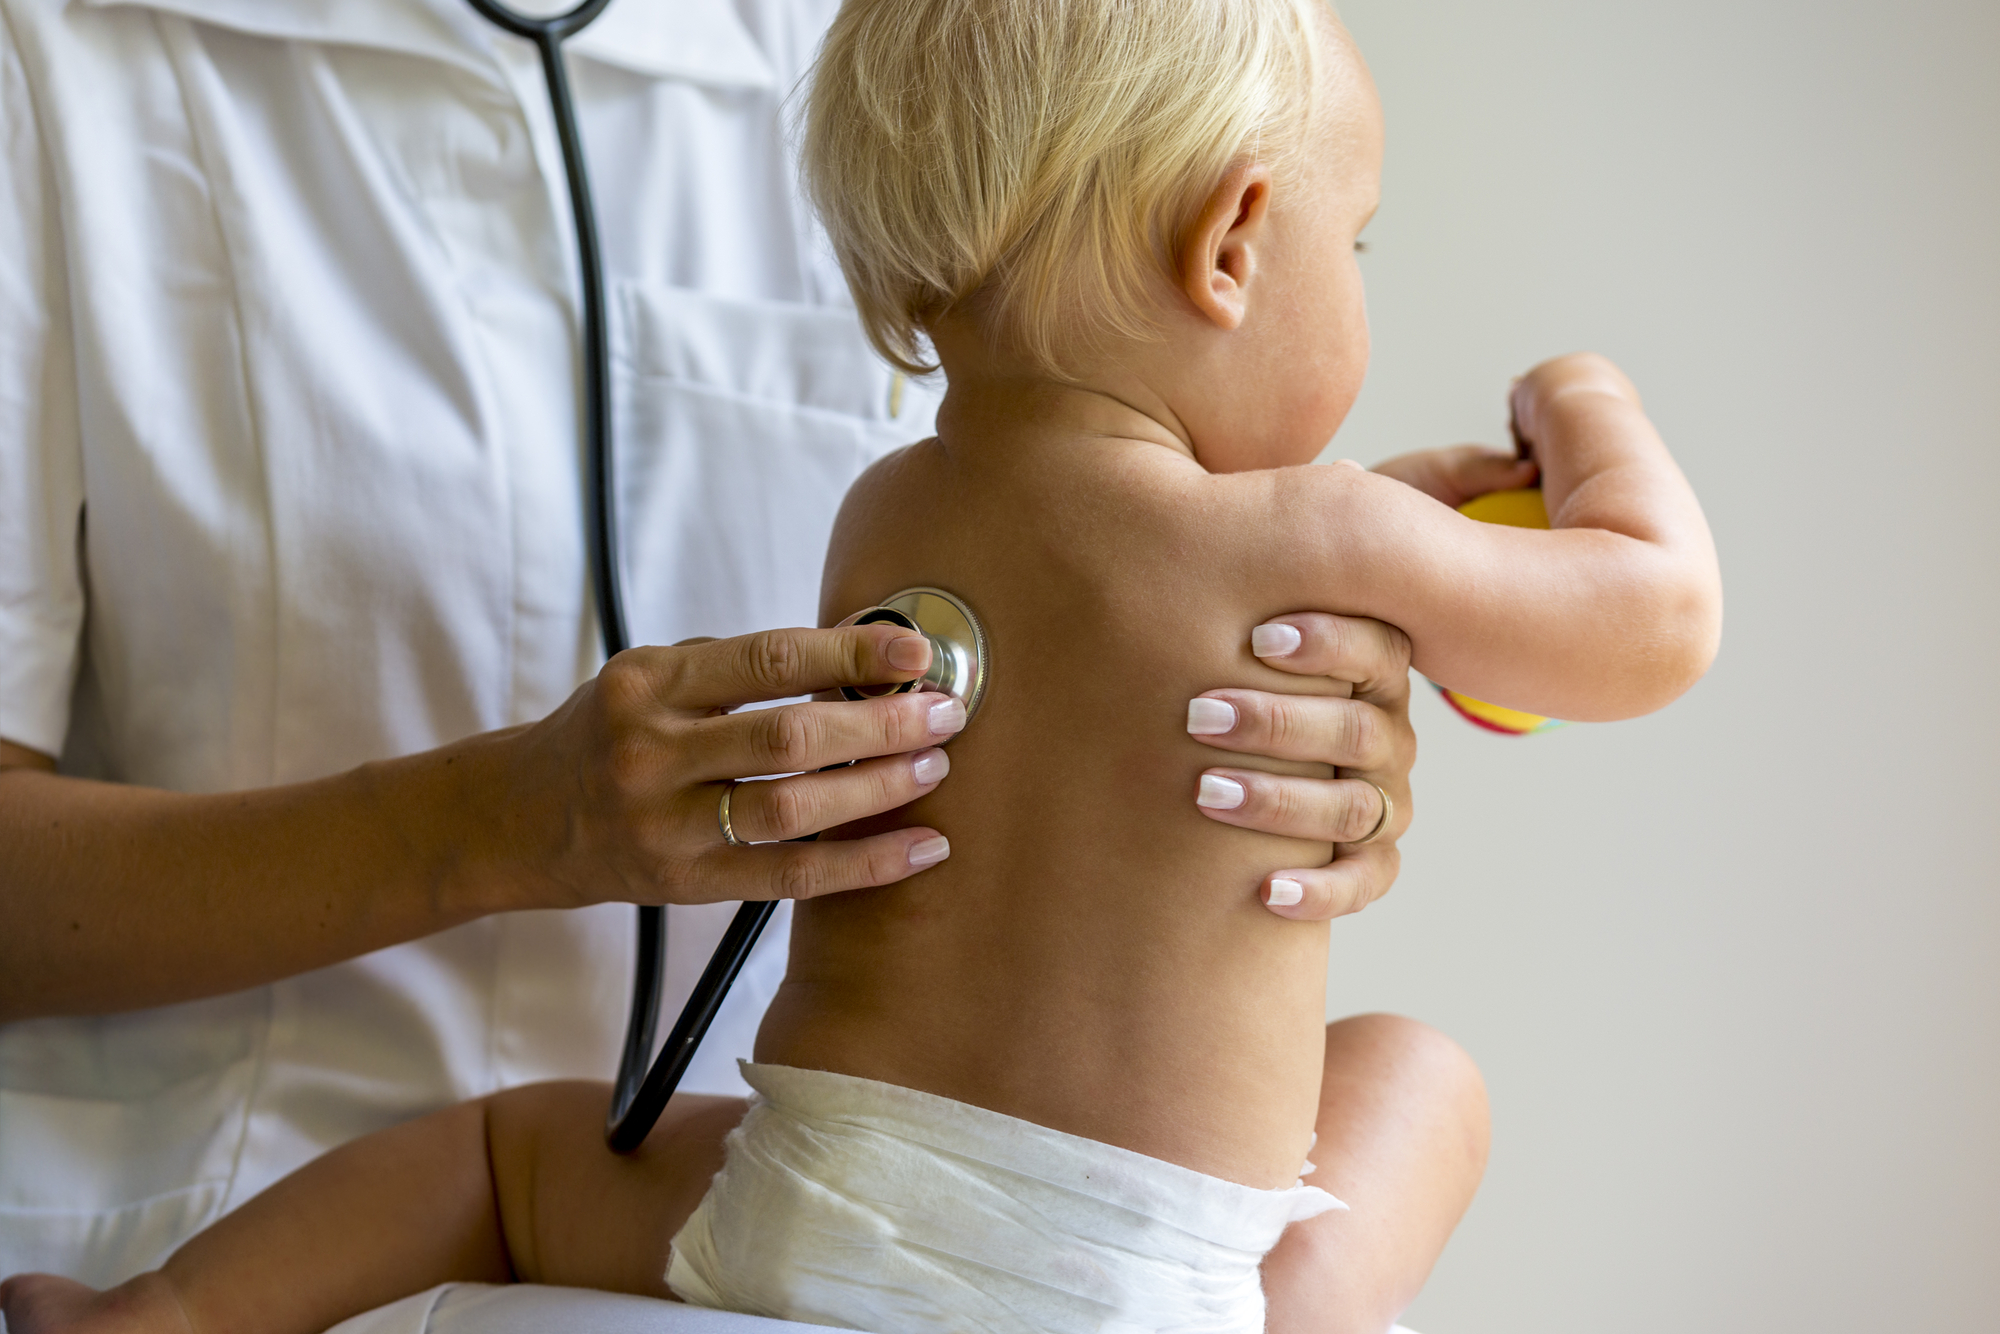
<box><xmin>0</xmin><ymin>11</ymin><xmax>85</xmax><ymax>761</ymax></box>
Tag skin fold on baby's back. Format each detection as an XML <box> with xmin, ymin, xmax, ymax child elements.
<box><xmin>754</xmin><ymin>425</ymin><xmax>1348</xmax><ymax>1189</ymax></box>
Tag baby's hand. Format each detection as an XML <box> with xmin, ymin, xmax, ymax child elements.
<box><xmin>1371</xmin><ymin>352</ymin><xmax>1646</xmax><ymax>509</ymax></box>
<box><xmin>1508</xmin><ymin>352</ymin><xmax>1644</xmax><ymax>463</ymax></box>
<box><xmin>1366</xmin><ymin>446</ymin><xmax>1538</xmax><ymax>510</ymax></box>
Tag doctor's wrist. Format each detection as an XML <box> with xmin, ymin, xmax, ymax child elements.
<box><xmin>357</xmin><ymin>725</ymin><xmax>559</xmax><ymax>921</ymax></box>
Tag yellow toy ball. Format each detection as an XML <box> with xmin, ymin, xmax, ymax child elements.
<box><xmin>1457</xmin><ymin>486</ymin><xmax>1550</xmax><ymax>530</ymax></box>
<box><xmin>1435</xmin><ymin>488</ymin><xmax>1566</xmax><ymax>735</ymax></box>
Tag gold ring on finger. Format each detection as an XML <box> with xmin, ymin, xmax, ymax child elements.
<box><xmin>717</xmin><ymin>780</ymin><xmax>748</xmax><ymax>848</ymax></box>
<box><xmin>1347</xmin><ymin>779</ymin><xmax>1393</xmax><ymax>846</ymax></box>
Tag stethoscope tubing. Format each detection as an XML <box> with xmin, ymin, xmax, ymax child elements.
<box><xmin>604</xmin><ymin>900</ymin><xmax>780</xmax><ymax>1153</ymax></box>
<box><xmin>464</xmin><ymin>0</ymin><xmax>697</xmax><ymax>1154</ymax></box>
<box><xmin>466</xmin><ymin>0</ymin><xmax>627</xmax><ymax>662</ymax></box>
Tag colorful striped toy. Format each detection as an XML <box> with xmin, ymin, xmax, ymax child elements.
<box><xmin>1435</xmin><ymin>487</ymin><xmax>1567</xmax><ymax>735</ymax></box>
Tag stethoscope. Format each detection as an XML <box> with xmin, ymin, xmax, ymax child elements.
<box><xmin>462</xmin><ymin>0</ymin><xmax>988</xmax><ymax>1155</ymax></box>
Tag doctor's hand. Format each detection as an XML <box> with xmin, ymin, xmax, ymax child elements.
<box><xmin>1186</xmin><ymin>614</ymin><xmax>1415</xmax><ymax>920</ymax></box>
<box><xmin>488</xmin><ymin>624</ymin><xmax>958</xmax><ymax>908</ymax></box>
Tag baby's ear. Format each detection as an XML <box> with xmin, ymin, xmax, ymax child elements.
<box><xmin>1179</xmin><ymin>164</ymin><xmax>1272</xmax><ymax>331</ymax></box>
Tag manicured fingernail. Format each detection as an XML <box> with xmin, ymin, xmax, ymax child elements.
<box><xmin>928</xmin><ymin>697</ymin><xmax>966</xmax><ymax>734</ymax></box>
<box><xmin>908</xmin><ymin>835</ymin><xmax>950</xmax><ymax>868</ymax></box>
<box><xmin>1197</xmin><ymin>774</ymin><xmax>1246</xmax><ymax>809</ymax></box>
<box><xmin>1266</xmin><ymin>878</ymin><xmax>1304</xmax><ymax>907</ymax></box>
<box><xmin>1252</xmin><ymin>623</ymin><xmax>1303</xmax><ymax>658</ymax></box>
<box><xmin>1186</xmin><ymin>697</ymin><xmax>1236</xmax><ymax>735</ymax></box>
<box><xmin>912</xmin><ymin>748</ymin><xmax>949</xmax><ymax>785</ymax></box>
<box><xmin>887</xmin><ymin>635</ymin><xmax>932</xmax><ymax>672</ymax></box>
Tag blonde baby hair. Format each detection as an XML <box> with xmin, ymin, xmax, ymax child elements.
<box><xmin>802</xmin><ymin>0</ymin><xmax>1327</xmax><ymax>376</ymax></box>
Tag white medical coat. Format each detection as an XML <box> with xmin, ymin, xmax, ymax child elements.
<box><xmin>0</xmin><ymin>0</ymin><xmax>939</xmax><ymax>1285</ymax></box>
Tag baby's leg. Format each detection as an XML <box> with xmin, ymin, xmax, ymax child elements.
<box><xmin>1263</xmin><ymin>1014</ymin><xmax>1491</xmax><ymax>1334</ymax></box>
<box><xmin>2</xmin><ymin>1096</ymin><xmax>510</xmax><ymax>1334</ymax></box>
<box><xmin>484</xmin><ymin>1081</ymin><xmax>744</xmax><ymax>1295</ymax></box>
<box><xmin>0</xmin><ymin>1085</ymin><xmax>744</xmax><ymax>1334</ymax></box>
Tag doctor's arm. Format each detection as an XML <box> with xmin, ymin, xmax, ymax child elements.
<box><xmin>0</xmin><ymin>626</ymin><xmax>960</xmax><ymax>1022</ymax></box>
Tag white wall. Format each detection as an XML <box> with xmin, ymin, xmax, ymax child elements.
<box><xmin>1321</xmin><ymin>3</ymin><xmax>2000</xmax><ymax>1331</ymax></box>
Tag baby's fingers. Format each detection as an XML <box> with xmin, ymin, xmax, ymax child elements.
<box><xmin>1261</xmin><ymin>845</ymin><xmax>1400</xmax><ymax>921</ymax></box>
<box><xmin>1447</xmin><ymin>448</ymin><xmax>1539</xmax><ymax>504</ymax></box>
<box><xmin>1373</xmin><ymin>444</ymin><xmax>1537</xmax><ymax>508</ymax></box>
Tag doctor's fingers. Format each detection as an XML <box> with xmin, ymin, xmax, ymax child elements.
<box><xmin>1244</xmin><ymin>612</ymin><xmax>1412</xmax><ymax>701</ymax></box>
<box><xmin>706</xmin><ymin>749</ymin><xmax>950</xmax><ymax>845</ymax></box>
<box><xmin>1193</xmin><ymin>769</ymin><xmax>1403</xmax><ymax>847</ymax></box>
<box><xmin>1259</xmin><ymin>844</ymin><xmax>1402</xmax><ymax>922</ymax></box>
<box><xmin>611</xmin><ymin>624</ymin><xmax>933</xmax><ymax>713</ymax></box>
<box><xmin>676</xmin><ymin>691</ymin><xmax>967</xmax><ymax>784</ymax></box>
<box><xmin>674</xmin><ymin>825</ymin><xmax>953</xmax><ymax>904</ymax></box>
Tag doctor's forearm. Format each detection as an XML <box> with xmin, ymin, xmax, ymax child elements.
<box><xmin>0</xmin><ymin>629</ymin><xmax>964</xmax><ymax>1019</ymax></box>
<box><xmin>0</xmin><ymin>734</ymin><xmax>526</xmax><ymax>1021</ymax></box>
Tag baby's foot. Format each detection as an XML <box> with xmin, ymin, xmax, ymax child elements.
<box><xmin>0</xmin><ymin>1273</ymin><xmax>194</xmax><ymax>1334</ymax></box>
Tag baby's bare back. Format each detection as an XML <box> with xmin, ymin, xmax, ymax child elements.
<box><xmin>753</xmin><ymin>431</ymin><xmax>1343</xmax><ymax>1188</ymax></box>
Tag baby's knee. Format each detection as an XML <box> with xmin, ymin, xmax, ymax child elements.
<box><xmin>1329</xmin><ymin>1013</ymin><xmax>1490</xmax><ymax>1144</ymax></box>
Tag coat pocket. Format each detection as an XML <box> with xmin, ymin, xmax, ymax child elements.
<box><xmin>0</xmin><ymin>993</ymin><xmax>264</xmax><ymax>1283</ymax></box>
<box><xmin>611</xmin><ymin>282</ymin><xmax>942</xmax><ymax>648</ymax></box>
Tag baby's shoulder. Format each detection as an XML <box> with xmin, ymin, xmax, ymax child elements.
<box><xmin>843</xmin><ymin>437</ymin><xmax>935</xmax><ymax>510</ymax></box>
<box><xmin>821</xmin><ymin>439</ymin><xmax>956</xmax><ymax>622</ymax></box>
<box><xmin>1103</xmin><ymin>452</ymin><xmax>1393</xmax><ymax>552</ymax></box>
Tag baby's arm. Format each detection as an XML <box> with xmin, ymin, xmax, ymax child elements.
<box><xmin>1270</xmin><ymin>354</ymin><xmax>1721</xmax><ymax>721</ymax></box>
<box><xmin>0</xmin><ymin>1085</ymin><xmax>739</xmax><ymax>1334</ymax></box>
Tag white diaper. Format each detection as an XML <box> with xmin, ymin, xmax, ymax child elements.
<box><xmin>667</xmin><ymin>1062</ymin><xmax>1343</xmax><ymax>1334</ymax></box>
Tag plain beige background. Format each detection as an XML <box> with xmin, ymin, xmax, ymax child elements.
<box><xmin>1319</xmin><ymin>1</ymin><xmax>1999</xmax><ymax>1330</ymax></box>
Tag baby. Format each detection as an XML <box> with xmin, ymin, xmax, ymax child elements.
<box><xmin>1</xmin><ymin>1</ymin><xmax>1720</xmax><ymax>1332</ymax></box>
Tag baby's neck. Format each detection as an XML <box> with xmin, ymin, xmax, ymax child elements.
<box><xmin>926</xmin><ymin>316</ymin><xmax>1326</xmax><ymax>475</ymax></box>
<box><xmin>928</xmin><ymin>330</ymin><xmax>1202</xmax><ymax>473</ymax></box>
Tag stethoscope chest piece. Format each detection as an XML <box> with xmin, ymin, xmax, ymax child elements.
<box><xmin>841</xmin><ymin>586</ymin><xmax>989</xmax><ymax>727</ymax></box>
